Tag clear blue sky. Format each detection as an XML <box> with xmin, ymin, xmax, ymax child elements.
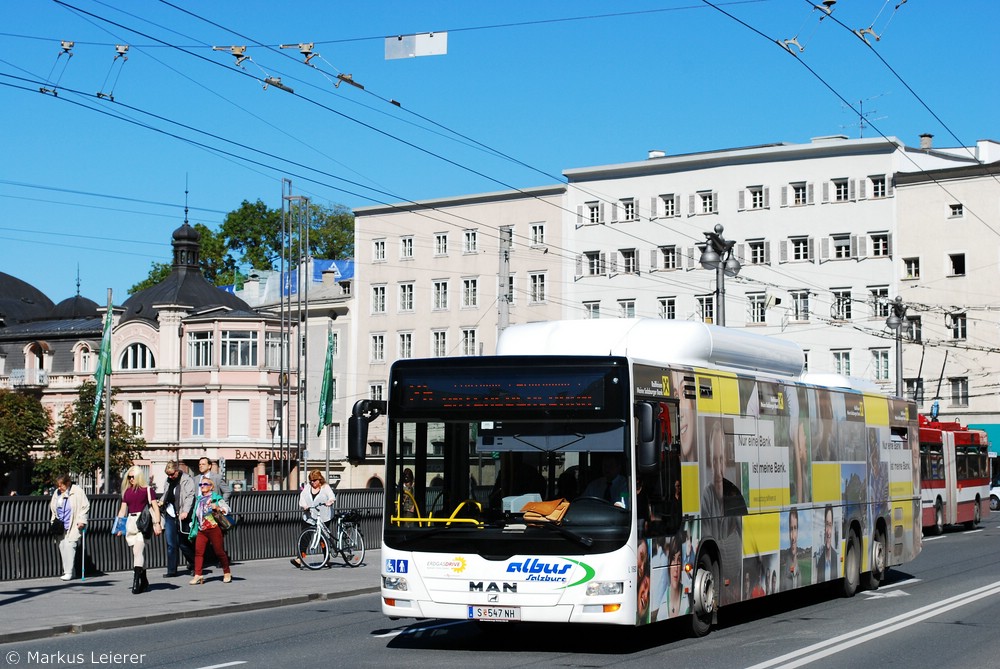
<box><xmin>2</xmin><ymin>1</ymin><xmax>997</xmax><ymax>304</ymax></box>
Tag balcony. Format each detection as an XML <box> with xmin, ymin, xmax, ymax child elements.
<box><xmin>9</xmin><ymin>368</ymin><xmax>49</xmax><ymax>388</ymax></box>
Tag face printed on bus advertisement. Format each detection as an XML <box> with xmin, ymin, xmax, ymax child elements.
<box><xmin>636</xmin><ymin>539</ymin><xmax>650</xmax><ymax>624</ymax></box>
<box><xmin>709</xmin><ymin>420</ymin><xmax>726</xmax><ymax>498</ymax></box>
<box><xmin>669</xmin><ymin>370</ymin><xmax>696</xmax><ymax>462</ymax></box>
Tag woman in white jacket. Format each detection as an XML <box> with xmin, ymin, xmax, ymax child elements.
<box><xmin>49</xmin><ymin>474</ymin><xmax>90</xmax><ymax>581</ymax></box>
<box><xmin>289</xmin><ymin>470</ymin><xmax>336</xmax><ymax>568</ymax></box>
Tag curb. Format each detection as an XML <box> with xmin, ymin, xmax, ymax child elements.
<box><xmin>0</xmin><ymin>586</ymin><xmax>379</xmax><ymax>644</ymax></box>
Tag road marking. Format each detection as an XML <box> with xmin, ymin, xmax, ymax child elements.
<box><xmin>862</xmin><ymin>589</ymin><xmax>909</xmax><ymax>599</ymax></box>
<box><xmin>924</xmin><ymin>528</ymin><xmax>985</xmax><ymax>541</ymax></box>
<box><xmin>745</xmin><ymin>580</ymin><xmax>1000</xmax><ymax>669</ymax></box>
<box><xmin>194</xmin><ymin>663</ymin><xmax>247</xmax><ymax>669</ymax></box>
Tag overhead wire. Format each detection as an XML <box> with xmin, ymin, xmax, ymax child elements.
<box><xmin>6</xmin><ymin>7</ymin><xmax>716</xmax><ymax>305</ymax></box>
<box><xmin>801</xmin><ymin>0</ymin><xmax>1000</xmax><ymax>185</ymax></box>
<box><xmin>5</xmin><ymin>3</ymin><xmax>992</xmax><ymax>350</ymax></box>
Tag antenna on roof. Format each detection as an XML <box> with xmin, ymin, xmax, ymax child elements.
<box><xmin>841</xmin><ymin>93</ymin><xmax>889</xmax><ymax>138</ymax></box>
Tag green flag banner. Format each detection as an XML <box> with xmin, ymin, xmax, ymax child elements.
<box><xmin>316</xmin><ymin>328</ymin><xmax>334</xmax><ymax>436</ymax></box>
<box><xmin>90</xmin><ymin>299</ymin><xmax>113</xmax><ymax>431</ymax></box>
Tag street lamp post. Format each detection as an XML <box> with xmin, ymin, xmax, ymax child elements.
<box><xmin>699</xmin><ymin>224</ymin><xmax>741</xmax><ymax>326</ymax></box>
<box><xmin>267</xmin><ymin>418</ymin><xmax>279</xmax><ymax>489</ymax></box>
<box><xmin>885</xmin><ymin>296</ymin><xmax>908</xmax><ymax>397</ymax></box>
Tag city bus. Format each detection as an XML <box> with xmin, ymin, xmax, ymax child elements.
<box><xmin>349</xmin><ymin>319</ymin><xmax>921</xmax><ymax>636</ymax></box>
<box><xmin>918</xmin><ymin>414</ymin><xmax>990</xmax><ymax>533</ymax></box>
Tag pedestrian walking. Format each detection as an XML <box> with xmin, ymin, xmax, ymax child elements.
<box><xmin>197</xmin><ymin>456</ymin><xmax>231</xmax><ymax>502</ymax></box>
<box><xmin>156</xmin><ymin>460</ymin><xmax>195</xmax><ymax>577</ymax></box>
<box><xmin>49</xmin><ymin>474</ymin><xmax>89</xmax><ymax>581</ymax></box>
<box><xmin>188</xmin><ymin>476</ymin><xmax>233</xmax><ymax>585</ymax></box>
<box><xmin>114</xmin><ymin>466</ymin><xmax>161</xmax><ymax>594</ymax></box>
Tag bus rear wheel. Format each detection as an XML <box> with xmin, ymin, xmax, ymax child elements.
<box><xmin>966</xmin><ymin>497</ymin><xmax>982</xmax><ymax>529</ymax></box>
<box><xmin>933</xmin><ymin>501</ymin><xmax>944</xmax><ymax>535</ymax></box>
<box><xmin>841</xmin><ymin>530</ymin><xmax>860</xmax><ymax>598</ymax></box>
<box><xmin>690</xmin><ymin>552</ymin><xmax>717</xmax><ymax>638</ymax></box>
<box><xmin>862</xmin><ymin>526</ymin><xmax>886</xmax><ymax>591</ymax></box>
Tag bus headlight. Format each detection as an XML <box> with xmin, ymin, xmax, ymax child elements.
<box><xmin>383</xmin><ymin>576</ymin><xmax>409</xmax><ymax>591</ymax></box>
<box><xmin>586</xmin><ymin>581</ymin><xmax>624</xmax><ymax>596</ymax></box>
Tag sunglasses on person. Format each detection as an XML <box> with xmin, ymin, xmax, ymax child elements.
<box><xmin>127</xmin><ymin>475</ymin><xmax>134</xmax><ymax>480</ymax></box>
<box><xmin>199</xmin><ymin>483</ymin><xmax>213</xmax><ymax>488</ymax></box>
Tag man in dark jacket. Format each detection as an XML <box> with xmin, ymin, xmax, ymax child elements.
<box><xmin>157</xmin><ymin>460</ymin><xmax>195</xmax><ymax>576</ymax></box>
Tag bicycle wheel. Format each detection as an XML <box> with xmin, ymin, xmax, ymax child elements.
<box><xmin>297</xmin><ymin>527</ymin><xmax>329</xmax><ymax>570</ymax></box>
<box><xmin>339</xmin><ymin>524</ymin><xmax>365</xmax><ymax>567</ymax></box>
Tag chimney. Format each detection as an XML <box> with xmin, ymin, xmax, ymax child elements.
<box><xmin>648</xmin><ymin>149</ymin><xmax>666</xmax><ymax>160</ymax></box>
<box><xmin>919</xmin><ymin>133</ymin><xmax>934</xmax><ymax>150</ymax></box>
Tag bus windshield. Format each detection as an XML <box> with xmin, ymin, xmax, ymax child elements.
<box><xmin>383</xmin><ymin>357</ymin><xmax>632</xmax><ymax>555</ymax></box>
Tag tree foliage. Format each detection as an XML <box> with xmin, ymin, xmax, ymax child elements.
<box><xmin>0</xmin><ymin>390</ymin><xmax>51</xmax><ymax>481</ymax></box>
<box><xmin>128</xmin><ymin>261</ymin><xmax>171</xmax><ymax>295</ymax></box>
<box><xmin>221</xmin><ymin>199</ymin><xmax>283</xmax><ymax>271</ymax></box>
<box><xmin>130</xmin><ymin>200</ymin><xmax>354</xmax><ymax>295</ymax></box>
<box><xmin>32</xmin><ymin>382</ymin><xmax>144</xmax><ymax>493</ymax></box>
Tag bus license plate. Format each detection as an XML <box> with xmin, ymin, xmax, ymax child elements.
<box><xmin>468</xmin><ymin>605</ymin><xmax>520</xmax><ymax>621</ymax></box>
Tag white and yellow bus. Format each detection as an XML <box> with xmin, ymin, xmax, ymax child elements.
<box><xmin>349</xmin><ymin>319</ymin><xmax>921</xmax><ymax>636</ymax></box>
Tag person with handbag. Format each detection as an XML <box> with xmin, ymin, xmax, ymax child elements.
<box><xmin>114</xmin><ymin>466</ymin><xmax>162</xmax><ymax>594</ymax></box>
<box><xmin>156</xmin><ymin>460</ymin><xmax>196</xmax><ymax>577</ymax></box>
<box><xmin>187</xmin><ymin>476</ymin><xmax>233</xmax><ymax>585</ymax></box>
<box><xmin>49</xmin><ymin>474</ymin><xmax>89</xmax><ymax>581</ymax></box>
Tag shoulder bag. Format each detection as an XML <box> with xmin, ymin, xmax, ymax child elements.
<box><xmin>211</xmin><ymin>494</ymin><xmax>236</xmax><ymax>532</ymax></box>
<box><xmin>136</xmin><ymin>487</ymin><xmax>153</xmax><ymax>538</ymax></box>
<box><xmin>215</xmin><ymin>511</ymin><xmax>235</xmax><ymax>532</ymax></box>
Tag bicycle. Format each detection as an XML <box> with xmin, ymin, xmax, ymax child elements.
<box><xmin>296</xmin><ymin>508</ymin><xmax>366</xmax><ymax>569</ymax></box>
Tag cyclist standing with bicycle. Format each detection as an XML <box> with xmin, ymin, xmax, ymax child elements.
<box><xmin>290</xmin><ymin>470</ymin><xmax>336</xmax><ymax>569</ymax></box>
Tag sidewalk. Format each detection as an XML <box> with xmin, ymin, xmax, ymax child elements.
<box><xmin>0</xmin><ymin>550</ymin><xmax>381</xmax><ymax>644</ymax></box>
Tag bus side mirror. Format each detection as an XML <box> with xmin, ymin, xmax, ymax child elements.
<box><xmin>636</xmin><ymin>402</ymin><xmax>658</xmax><ymax>474</ymax></box>
<box><xmin>348</xmin><ymin>399</ymin><xmax>386</xmax><ymax>465</ymax></box>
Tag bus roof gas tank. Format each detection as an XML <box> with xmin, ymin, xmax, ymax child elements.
<box><xmin>497</xmin><ymin>318</ymin><xmax>804</xmax><ymax>379</ymax></box>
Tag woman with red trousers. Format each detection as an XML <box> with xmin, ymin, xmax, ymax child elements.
<box><xmin>187</xmin><ymin>475</ymin><xmax>232</xmax><ymax>585</ymax></box>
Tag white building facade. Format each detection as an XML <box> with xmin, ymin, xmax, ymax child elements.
<box><xmin>560</xmin><ymin>135</ymin><xmax>979</xmax><ymax>394</ymax></box>
<box><xmin>348</xmin><ymin>134</ymin><xmax>1000</xmax><ymax>473</ymax></box>
<box><xmin>894</xmin><ymin>145</ymin><xmax>1000</xmax><ymax>431</ymax></box>
<box><xmin>353</xmin><ymin>185</ymin><xmax>566</xmax><ymax>458</ymax></box>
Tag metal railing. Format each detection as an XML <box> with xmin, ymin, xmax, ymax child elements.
<box><xmin>6</xmin><ymin>368</ymin><xmax>49</xmax><ymax>388</ymax></box>
<box><xmin>0</xmin><ymin>489</ymin><xmax>384</xmax><ymax>581</ymax></box>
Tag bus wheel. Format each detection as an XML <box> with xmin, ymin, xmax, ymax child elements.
<box><xmin>966</xmin><ymin>497</ymin><xmax>982</xmax><ymax>529</ymax></box>
<box><xmin>690</xmin><ymin>552</ymin><xmax>717</xmax><ymax>637</ymax></box>
<box><xmin>862</xmin><ymin>526</ymin><xmax>886</xmax><ymax>591</ymax></box>
<box><xmin>841</xmin><ymin>530</ymin><xmax>860</xmax><ymax>598</ymax></box>
<box><xmin>933</xmin><ymin>501</ymin><xmax>944</xmax><ymax>535</ymax></box>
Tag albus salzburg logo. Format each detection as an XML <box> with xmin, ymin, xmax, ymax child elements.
<box><xmin>505</xmin><ymin>558</ymin><xmax>595</xmax><ymax>585</ymax></box>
